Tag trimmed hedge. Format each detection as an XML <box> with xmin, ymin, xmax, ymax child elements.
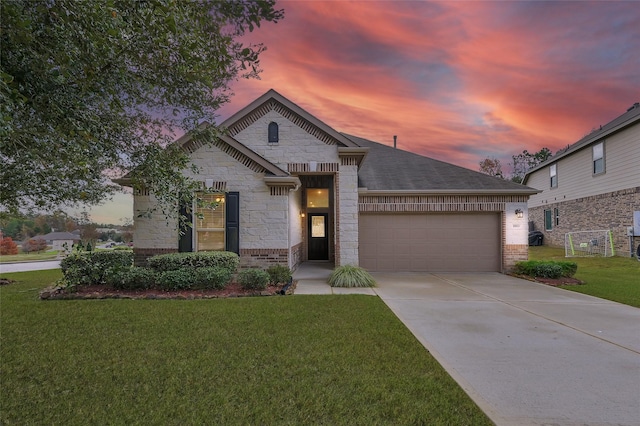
<box><xmin>110</xmin><ymin>267</ymin><xmax>158</xmax><ymax>290</ymax></box>
<box><xmin>61</xmin><ymin>250</ymin><xmax>134</xmax><ymax>286</ymax></box>
<box><xmin>266</xmin><ymin>265</ymin><xmax>292</xmax><ymax>285</ymax></box>
<box><xmin>514</xmin><ymin>260</ymin><xmax>578</xmax><ymax>279</ymax></box>
<box><xmin>238</xmin><ymin>268</ymin><xmax>270</xmax><ymax>290</ymax></box>
<box><xmin>148</xmin><ymin>251</ymin><xmax>239</xmax><ymax>273</ymax></box>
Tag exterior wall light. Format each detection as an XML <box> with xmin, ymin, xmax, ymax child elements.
<box><xmin>300</xmin><ymin>212</ymin><xmax>306</xmax><ymax>218</ymax></box>
<box><xmin>515</xmin><ymin>209</ymin><xmax>524</xmax><ymax>219</ymax></box>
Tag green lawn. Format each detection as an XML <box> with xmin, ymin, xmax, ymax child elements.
<box><xmin>0</xmin><ymin>251</ymin><xmax>59</xmax><ymax>263</ymax></box>
<box><xmin>1</xmin><ymin>270</ymin><xmax>490</xmax><ymax>425</ymax></box>
<box><xmin>529</xmin><ymin>246</ymin><xmax>640</xmax><ymax>308</ymax></box>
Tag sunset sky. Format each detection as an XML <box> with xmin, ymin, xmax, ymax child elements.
<box><xmin>88</xmin><ymin>0</ymin><xmax>640</xmax><ymax>224</ymax></box>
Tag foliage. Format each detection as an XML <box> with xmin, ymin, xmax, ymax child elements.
<box><xmin>514</xmin><ymin>260</ymin><xmax>577</xmax><ymax>278</ymax></box>
<box><xmin>1</xmin><ymin>0</ymin><xmax>284</xmax><ymax>216</ymax></box>
<box><xmin>1</xmin><ymin>272</ymin><xmax>491</xmax><ymax>424</ymax></box>
<box><xmin>0</xmin><ymin>237</ymin><xmax>19</xmax><ymax>255</ymax></box>
<box><xmin>266</xmin><ymin>264</ymin><xmax>292</xmax><ymax>285</ymax></box>
<box><xmin>238</xmin><ymin>268</ymin><xmax>270</xmax><ymax>290</ymax></box>
<box><xmin>478</xmin><ymin>157</ymin><xmax>503</xmax><ymax>178</ymax></box>
<box><xmin>157</xmin><ymin>269</ymin><xmax>197</xmax><ymax>291</ymax></box>
<box><xmin>328</xmin><ymin>265</ymin><xmax>376</xmax><ymax>288</ymax></box>
<box><xmin>21</xmin><ymin>238</ymin><xmax>48</xmax><ymax>253</ymax></box>
<box><xmin>109</xmin><ymin>267</ymin><xmax>157</xmax><ymax>290</ymax></box>
<box><xmin>194</xmin><ymin>267</ymin><xmax>233</xmax><ymax>290</ymax></box>
<box><xmin>61</xmin><ymin>250</ymin><xmax>134</xmax><ymax>286</ymax></box>
<box><xmin>510</xmin><ymin>148</ymin><xmax>553</xmax><ymax>183</ymax></box>
<box><xmin>148</xmin><ymin>251</ymin><xmax>239</xmax><ymax>274</ymax></box>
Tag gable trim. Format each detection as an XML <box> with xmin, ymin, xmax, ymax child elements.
<box><xmin>222</xmin><ymin>89</ymin><xmax>359</xmax><ymax>148</ymax></box>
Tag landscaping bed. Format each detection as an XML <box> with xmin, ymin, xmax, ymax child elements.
<box><xmin>40</xmin><ymin>280</ymin><xmax>295</xmax><ymax>300</ymax></box>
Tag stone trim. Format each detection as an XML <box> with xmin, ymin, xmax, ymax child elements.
<box><xmin>239</xmin><ymin>248</ymin><xmax>289</xmax><ymax>269</ymax></box>
<box><xmin>288</xmin><ymin>163</ymin><xmax>339</xmax><ymax>173</ymax></box>
<box><xmin>290</xmin><ymin>243</ymin><xmax>303</xmax><ymax>271</ymax></box>
<box><xmin>359</xmin><ymin>194</ymin><xmax>529</xmax><ymax>213</ymax></box>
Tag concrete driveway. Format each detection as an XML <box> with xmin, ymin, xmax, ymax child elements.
<box><xmin>373</xmin><ymin>272</ymin><xmax>640</xmax><ymax>426</ymax></box>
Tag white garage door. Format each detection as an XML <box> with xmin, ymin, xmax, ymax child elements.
<box><xmin>359</xmin><ymin>213</ymin><xmax>501</xmax><ymax>272</ymax></box>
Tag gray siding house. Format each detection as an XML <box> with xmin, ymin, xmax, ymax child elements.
<box><xmin>523</xmin><ymin>102</ymin><xmax>640</xmax><ymax>256</ymax></box>
<box><xmin>117</xmin><ymin>90</ymin><xmax>539</xmax><ymax>272</ymax></box>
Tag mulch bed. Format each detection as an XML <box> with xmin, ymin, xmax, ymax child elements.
<box><xmin>511</xmin><ymin>274</ymin><xmax>584</xmax><ymax>287</ymax></box>
<box><xmin>40</xmin><ymin>281</ymin><xmax>296</xmax><ymax>300</ymax></box>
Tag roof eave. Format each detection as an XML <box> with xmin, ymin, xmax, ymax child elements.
<box><xmin>359</xmin><ymin>188</ymin><xmax>541</xmax><ymax>196</ymax></box>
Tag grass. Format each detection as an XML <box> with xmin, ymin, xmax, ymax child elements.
<box><xmin>0</xmin><ymin>251</ymin><xmax>59</xmax><ymax>263</ymax></box>
<box><xmin>529</xmin><ymin>246</ymin><xmax>640</xmax><ymax>308</ymax></box>
<box><xmin>1</xmin><ymin>270</ymin><xmax>490</xmax><ymax>425</ymax></box>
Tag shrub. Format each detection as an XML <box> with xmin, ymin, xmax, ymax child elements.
<box><xmin>113</xmin><ymin>246</ymin><xmax>133</xmax><ymax>251</ymax></box>
<box><xmin>148</xmin><ymin>251</ymin><xmax>239</xmax><ymax>274</ymax></box>
<box><xmin>157</xmin><ymin>269</ymin><xmax>197</xmax><ymax>291</ymax></box>
<box><xmin>110</xmin><ymin>267</ymin><xmax>157</xmax><ymax>290</ymax></box>
<box><xmin>514</xmin><ymin>260</ymin><xmax>577</xmax><ymax>278</ymax></box>
<box><xmin>266</xmin><ymin>264</ymin><xmax>292</xmax><ymax>285</ymax></box>
<box><xmin>534</xmin><ymin>263</ymin><xmax>563</xmax><ymax>278</ymax></box>
<box><xmin>22</xmin><ymin>238</ymin><xmax>48</xmax><ymax>253</ymax></box>
<box><xmin>194</xmin><ymin>267</ymin><xmax>233</xmax><ymax>290</ymax></box>
<box><xmin>61</xmin><ymin>250</ymin><xmax>134</xmax><ymax>286</ymax></box>
<box><xmin>0</xmin><ymin>237</ymin><xmax>19</xmax><ymax>255</ymax></box>
<box><xmin>328</xmin><ymin>265</ymin><xmax>376</xmax><ymax>288</ymax></box>
<box><xmin>238</xmin><ymin>268</ymin><xmax>270</xmax><ymax>290</ymax></box>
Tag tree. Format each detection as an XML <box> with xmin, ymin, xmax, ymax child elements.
<box><xmin>510</xmin><ymin>148</ymin><xmax>552</xmax><ymax>183</ymax></box>
<box><xmin>0</xmin><ymin>237</ymin><xmax>19</xmax><ymax>255</ymax></box>
<box><xmin>478</xmin><ymin>157</ymin><xmax>504</xmax><ymax>178</ymax></box>
<box><xmin>22</xmin><ymin>238</ymin><xmax>48</xmax><ymax>253</ymax></box>
<box><xmin>1</xmin><ymin>0</ymin><xmax>284</xmax><ymax>217</ymax></box>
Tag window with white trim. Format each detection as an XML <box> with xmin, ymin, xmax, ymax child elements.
<box><xmin>593</xmin><ymin>142</ymin><xmax>605</xmax><ymax>175</ymax></box>
<box><xmin>550</xmin><ymin>164</ymin><xmax>557</xmax><ymax>188</ymax></box>
<box><xmin>195</xmin><ymin>193</ymin><xmax>225</xmax><ymax>251</ymax></box>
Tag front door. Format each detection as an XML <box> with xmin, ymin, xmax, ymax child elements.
<box><xmin>308</xmin><ymin>213</ymin><xmax>329</xmax><ymax>260</ymax></box>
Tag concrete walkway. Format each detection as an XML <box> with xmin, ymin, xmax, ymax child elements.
<box><xmin>293</xmin><ymin>266</ymin><xmax>640</xmax><ymax>426</ymax></box>
<box><xmin>293</xmin><ymin>262</ymin><xmax>376</xmax><ymax>295</ymax></box>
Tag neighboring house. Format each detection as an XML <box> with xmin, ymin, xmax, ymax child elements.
<box><xmin>523</xmin><ymin>102</ymin><xmax>640</xmax><ymax>256</ymax></box>
<box><xmin>115</xmin><ymin>90</ymin><xmax>538</xmax><ymax>272</ymax></box>
<box><xmin>33</xmin><ymin>231</ymin><xmax>81</xmax><ymax>253</ymax></box>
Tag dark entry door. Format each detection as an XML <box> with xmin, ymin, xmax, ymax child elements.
<box><xmin>308</xmin><ymin>214</ymin><xmax>329</xmax><ymax>260</ymax></box>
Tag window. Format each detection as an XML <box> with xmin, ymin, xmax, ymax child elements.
<box><xmin>549</xmin><ymin>164</ymin><xmax>557</xmax><ymax>188</ymax></box>
<box><xmin>544</xmin><ymin>209</ymin><xmax>553</xmax><ymax>231</ymax></box>
<box><xmin>306</xmin><ymin>188</ymin><xmax>329</xmax><ymax>208</ymax></box>
<box><xmin>593</xmin><ymin>142</ymin><xmax>605</xmax><ymax>174</ymax></box>
<box><xmin>268</xmin><ymin>122</ymin><xmax>279</xmax><ymax>143</ymax></box>
<box><xmin>554</xmin><ymin>208</ymin><xmax>560</xmax><ymax>226</ymax></box>
<box><xmin>195</xmin><ymin>193</ymin><xmax>225</xmax><ymax>251</ymax></box>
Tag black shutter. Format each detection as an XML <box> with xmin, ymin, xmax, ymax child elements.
<box><xmin>225</xmin><ymin>192</ymin><xmax>240</xmax><ymax>254</ymax></box>
<box><xmin>178</xmin><ymin>197</ymin><xmax>193</xmax><ymax>252</ymax></box>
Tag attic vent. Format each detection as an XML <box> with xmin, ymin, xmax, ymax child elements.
<box><xmin>268</xmin><ymin>122</ymin><xmax>279</xmax><ymax>143</ymax></box>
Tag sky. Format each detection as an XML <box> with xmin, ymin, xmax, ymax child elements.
<box><xmin>83</xmin><ymin>0</ymin><xmax>640</xmax><ymax>224</ymax></box>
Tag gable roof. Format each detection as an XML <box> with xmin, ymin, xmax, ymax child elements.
<box><xmin>346</xmin><ymin>134</ymin><xmax>538</xmax><ymax>194</ymax></box>
<box><xmin>221</xmin><ymin>89</ymin><xmax>359</xmax><ymax>148</ymax></box>
<box><xmin>34</xmin><ymin>232</ymin><xmax>80</xmax><ymax>241</ymax></box>
<box><xmin>523</xmin><ymin>102</ymin><xmax>640</xmax><ymax>184</ymax></box>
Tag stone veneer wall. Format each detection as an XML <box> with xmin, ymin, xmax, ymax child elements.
<box><xmin>359</xmin><ymin>194</ymin><xmax>531</xmax><ymax>271</ymax></box>
<box><xmin>529</xmin><ymin>187</ymin><xmax>640</xmax><ymax>256</ymax></box>
<box><xmin>337</xmin><ymin>161</ymin><xmax>360</xmax><ymax>266</ymax></box>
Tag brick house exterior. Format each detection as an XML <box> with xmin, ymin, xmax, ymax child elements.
<box><xmin>523</xmin><ymin>103</ymin><xmax>640</xmax><ymax>256</ymax></box>
<box><xmin>117</xmin><ymin>90</ymin><xmax>539</xmax><ymax>272</ymax></box>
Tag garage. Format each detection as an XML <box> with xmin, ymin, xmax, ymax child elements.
<box><xmin>359</xmin><ymin>213</ymin><xmax>501</xmax><ymax>272</ymax></box>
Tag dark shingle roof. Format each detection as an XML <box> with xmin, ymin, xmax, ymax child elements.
<box><xmin>345</xmin><ymin>134</ymin><xmax>537</xmax><ymax>193</ymax></box>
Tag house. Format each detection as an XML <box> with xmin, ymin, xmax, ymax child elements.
<box><xmin>523</xmin><ymin>102</ymin><xmax>640</xmax><ymax>256</ymax></box>
<box><xmin>33</xmin><ymin>231</ymin><xmax>80</xmax><ymax>253</ymax></box>
<box><xmin>116</xmin><ymin>90</ymin><xmax>539</xmax><ymax>272</ymax></box>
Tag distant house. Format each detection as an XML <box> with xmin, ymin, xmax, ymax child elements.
<box><xmin>115</xmin><ymin>89</ymin><xmax>539</xmax><ymax>272</ymax></box>
<box><xmin>523</xmin><ymin>102</ymin><xmax>640</xmax><ymax>256</ymax></box>
<box><xmin>34</xmin><ymin>232</ymin><xmax>81</xmax><ymax>253</ymax></box>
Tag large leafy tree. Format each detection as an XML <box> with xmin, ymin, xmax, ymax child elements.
<box><xmin>509</xmin><ymin>148</ymin><xmax>552</xmax><ymax>183</ymax></box>
<box><xmin>1</xmin><ymin>0</ymin><xmax>283</xmax><ymax>216</ymax></box>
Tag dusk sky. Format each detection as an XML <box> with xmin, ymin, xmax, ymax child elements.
<box><xmin>88</xmin><ymin>0</ymin><xmax>640</xmax><ymax>224</ymax></box>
